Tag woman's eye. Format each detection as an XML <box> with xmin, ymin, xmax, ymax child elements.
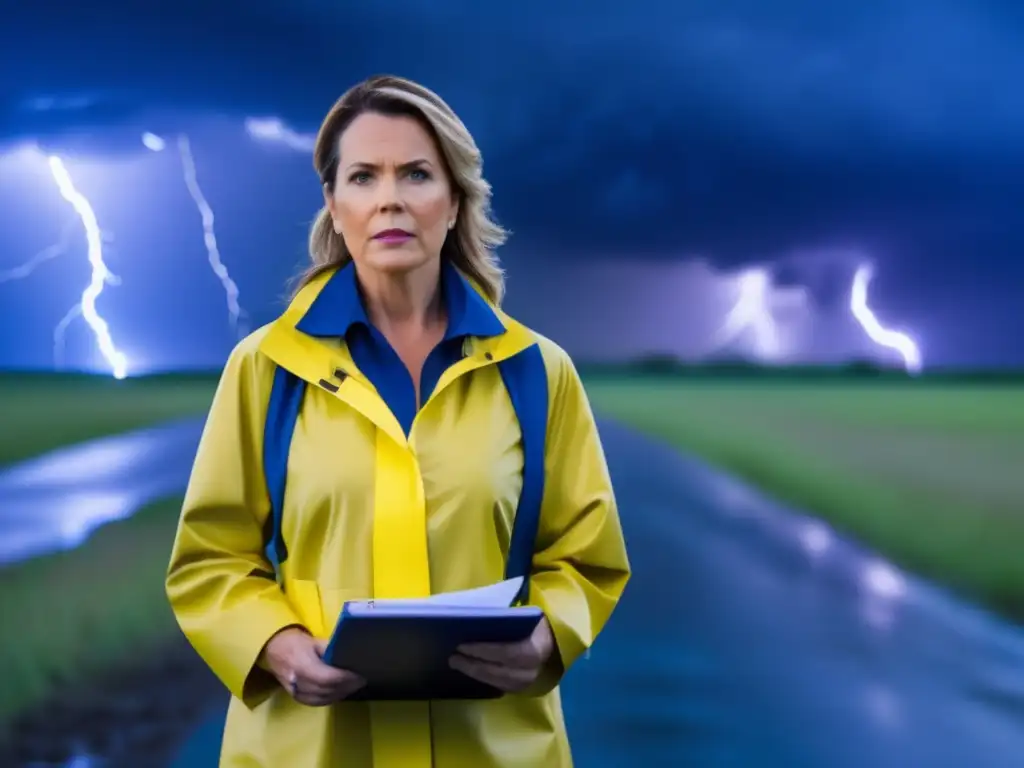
<box><xmin>349</xmin><ymin>171</ymin><xmax>371</xmax><ymax>184</ymax></box>
<box><xmin>409</xmin><ymin>168</ymin><xmax>430</xmax><ymax>181</ymax></box>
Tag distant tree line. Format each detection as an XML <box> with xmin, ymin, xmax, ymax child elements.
<box><xmin>576</xmin><ymin>354</ymin><xmax>1024</xmax><ymax>384</ymax></box>
<box><xmin>1</xmin><ymin>357</ymin><xmax>1021</xmax><ymax>385</ymax></box>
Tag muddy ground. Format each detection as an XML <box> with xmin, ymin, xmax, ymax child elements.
<box><xmin>0</xmin><ymin>634</ymin><xmax>222</xmax><ymax>768</ymax></box>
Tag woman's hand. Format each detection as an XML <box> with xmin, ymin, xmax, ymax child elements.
<box><xmin>449</xmin><ymin>616</ymin><xmax>556</xmax><ymax>693</ymax></box>
<box><xmin>262</xmin><ymin>627</ymin><xmax>366</xmax><ymax>706</ymax></box>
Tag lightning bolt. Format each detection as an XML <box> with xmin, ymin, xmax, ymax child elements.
<box><xmin>710</xmin><ymin>267</ymin><xmax>806</xmax><ymax>360</ymax></box>
<box><xmin>176</xmin><ymin>134</ymin><xmax>247</xmax><ymax>334</ymax></box>
<box><xmin>0</xmin><ymin>216</ymin><xmax>85</xmax><ymax>371</ymax></box>
<box><xmin>712</xmin><ymin>269</ymin><xmax>782</xmax><ymax>357</ymax></box>
<box><xmin>0</xmin><ymin>218</ymin><xmax>76</xmax><ymax>283</ymax></box>
<box><xmin>50</xmin><ymin>231</ymin><xmax>119</xmax><ymax>371</ymax></box>
<box><xmin>850</xmin><ymin>264</ymin><xmax>923</xmax><ymax>374</ymax></box>
<box><xmin>47</xmin><ymin>156</ymin><xmax>128</xmax><ymax>379</ymax></box>
<box><xmin>53</xmin><ymin>303</ymin><xmax>82</xmax><ymax>371</ymax></box>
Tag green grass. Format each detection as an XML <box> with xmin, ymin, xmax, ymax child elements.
<box><xmin>584</xmin><ymin>375</ymin><xmax>1024</xmax><ymax>619</ymax></box>
<box><xmin>1</xmin><ymin>369</ymin><xmax>1022</xmax><ymax>731</ymax></box>
<box><xmin>0</xmin><ymin>496</ymin><xmax>184</xmax><ymax>734</ymax></box>
<box><xmin>0</xmin><ymin>373</ymin><xmax>217</xmax><ymax>466</ymax></box>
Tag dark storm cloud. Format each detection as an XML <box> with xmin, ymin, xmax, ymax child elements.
<box><xmin>2</xmin><ymin>0</ymin><xmax>1023</xmax><ymax>277</ymax></box>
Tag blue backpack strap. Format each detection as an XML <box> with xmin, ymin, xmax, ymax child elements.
<box><xmin>263</xmin><ymin>365</ymin><xmax>306</xmax><ymax>574</ymax></box>
<box><xmin>497</xmin><ymin>343</ymin><xmax>549</xmax><ymax>604</ymax></box>
<box><xmin>262</xmin><ymin>344</ymin><xmax>549</xmax><ymax>601</ymax></box>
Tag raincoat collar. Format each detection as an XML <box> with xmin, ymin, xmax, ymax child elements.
<box><xmin>259</xmin><ymin>260</ymin><xmax>536</xmax><ymax>441</ymax></box>
<box><xmin>294</xmin><ymin>260</ymin><xmax>505</xmax><ymax>341</ymax></box>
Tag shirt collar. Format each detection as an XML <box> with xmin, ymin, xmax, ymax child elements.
<box><xmin>294</xmin><ymin>260</ymin><xmax>505</xmax><ymax>340</ymax></box>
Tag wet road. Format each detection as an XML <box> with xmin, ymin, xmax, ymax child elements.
<box><xmin>3</xmin><ymin>419</ymin><xmax>1022</xmax><ymax>766</ymax></box>
<box><xmin>0</xmin><ymin>420</ymin><xmax>201</xmax><ymax>565</ymax></box>
<box><xmin>562</xmin><ymin>423</ymin><xmax>1024</xmax><ymax>767</ymax></box>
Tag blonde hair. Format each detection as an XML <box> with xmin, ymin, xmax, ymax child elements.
<box><xmin>297</xmin><ymin>75</ymin><xmax>507</xmax><ymax>304</ymax></box>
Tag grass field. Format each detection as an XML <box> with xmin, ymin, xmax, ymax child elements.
<box><xmin>0</xmin><ymin>374</ymin><xmax>218</xmax><ymax>466</ymax></box>
<box><xmin>0</xmin><ymin>373</ymin><xmax>216</xmax><ymax>734</ymax></box>
<box><xmin>1</xmin><ymin>370</ymin><xmax>1022</xmax><ymax>728</ymax></box>
<box><xmin>0</xmin><ymin>497</ymin><xmax>184</xmax><ymax>736</ymax></box>
<box><xmin>585</xmin><ymin>374</ymin><xmax>1024</xmax><ymax>617</ymax></box>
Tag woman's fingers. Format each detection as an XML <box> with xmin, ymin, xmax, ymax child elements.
<box><xmin>458</xmin><ymin>638</ymin><xmax>543</xmax><ymax>670</ymax></box>
<box><xmin>286</xmin><ymin>651</ymin><xmax>366</xmax><ymax>705</ymax></box>
<box><xmin>290</xmin><ymin>675</ymin><xmax>365</xmax><ymax>705</ymax></box>
<box><xmin>304</xmin><ymin>660</ymin><xmax>358</xmax><ymax>689</ymax></box>
<box><xmin>458</xmin><ymin>618</ymin><xmax>554</xmax><ymax>671</ymax></box>
<box><xmin>449</xmin><ymin>653</ymin><xmax>535</xmax><ymax>692</ymax></box>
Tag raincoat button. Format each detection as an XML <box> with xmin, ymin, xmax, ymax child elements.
<box><xmin>484</xmin><ymin>352</ymin><xmax>493</xmax><ymax>361</ymax></box>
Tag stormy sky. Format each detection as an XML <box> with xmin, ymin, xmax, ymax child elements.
<box><xmin>1</xmin><ymin>0</ymin><xmax>1022</xmax><ymax>372</ymax></box>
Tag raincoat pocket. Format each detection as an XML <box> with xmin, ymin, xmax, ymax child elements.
<box><xmin>283</xmin><ymin>578</ymin><xmax>327</xmax><ymax>638</ymax></box>
<box><xmin>317</xmin><ymin>585</ymin><xmax>364</xmax><ymax>633</ymax></box>
<box><xmin>284</xmin><ymin>580</ymin><xmax>365</xmax><ymax>642</ymax></box>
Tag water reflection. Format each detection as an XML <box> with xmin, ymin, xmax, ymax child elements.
<box><xmin>0</xmin><ymin>420</ymin><xmax>200</xmax><ymax>565</ymax></box>
<box><xmin>561</xmin><ymin>423</ymin><xmax>1024</xmax><ymax>768</ymax></box>
<box><xmin>799</xmin><ymin>519</ymin><xmax>832</xmax><ymax>558</ymax></box>
<box><xmin>3</xmin><ymin>418</ymin><xmax>1023</xmax><ymax>766</ymax></box>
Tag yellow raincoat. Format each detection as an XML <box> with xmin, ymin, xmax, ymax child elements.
<box><xmin>166</xmin><ymin>262</ymin><xmax>630</xmax><ymax>767</ymax></box>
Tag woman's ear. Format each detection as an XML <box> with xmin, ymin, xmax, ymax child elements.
<box><xmin>449</xmin><ymin>197</ymin><xmax>460</xmax><ymax>230</ymax></box>
<box><xmin>324</xmin><ymin>184</ymin><xmax>341</xmax><ymax>234</ymax></box>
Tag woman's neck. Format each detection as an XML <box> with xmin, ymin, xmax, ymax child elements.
<box><xmin>358</xmin><ymin>259</ymin><xmax>445</xmax><ymax>337</ymax></box>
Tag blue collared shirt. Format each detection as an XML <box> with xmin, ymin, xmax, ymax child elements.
<box><xmin>295</xmin><ymin>261</ymin><xmax>505</xmax><ymax>435</ymax></box>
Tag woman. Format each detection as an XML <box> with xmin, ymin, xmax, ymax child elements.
<box><xmin>166</xmin><ymin>74</ymin><xmax>630</xmax><ymax>768</ymax></box>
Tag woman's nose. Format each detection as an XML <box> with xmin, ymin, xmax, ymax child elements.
<box><xmin>375</xmin><ymin>173</ymin><xmax>404</xmax><ymax>211</ymax></box>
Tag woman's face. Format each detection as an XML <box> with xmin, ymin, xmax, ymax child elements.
<box><xmin>326</xmin><ymin>111</ymin><xmax>459</xmax><ymax>277</ymax></box>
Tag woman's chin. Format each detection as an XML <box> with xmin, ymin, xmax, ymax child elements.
<box><xmin>362</xmin><ymin>246</ymin><xmax>435</xmax><ymax>275</ymax></box>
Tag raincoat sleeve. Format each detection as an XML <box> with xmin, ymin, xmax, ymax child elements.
<box><xmin>527</xmin><ymin>343</ymin><xmax>631</xmax><ymax>695</ymax></box>
<box><xmin>165</xmin><ymin>332</ymin><xmax>303</xmax><ymax>709</ymax></box>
